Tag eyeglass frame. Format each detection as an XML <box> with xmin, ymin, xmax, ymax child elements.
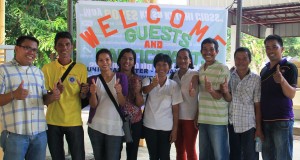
<box><xmin>17</xmin><ymin>45</ymin><xmax>39</xmax><ymax>53</ymax></box>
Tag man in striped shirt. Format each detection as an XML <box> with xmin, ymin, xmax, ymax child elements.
<box><xmin>197</xmin><ymin>38</ymin><xmax>230</xmax><ymax>160</ymax></box>
<box><xmin>0</xmin><ymin>36</ymin><xmax>60</xmax><ymax>160</ymax></box>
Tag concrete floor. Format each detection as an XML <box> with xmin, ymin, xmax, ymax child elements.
<box><xmin>46</xmin><ymin>108</ymin><xmax>300</xmax><ymax>160</ymax></box>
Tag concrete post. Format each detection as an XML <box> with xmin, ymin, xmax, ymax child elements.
<box><xmin>265</xmin><ymin>28</ymin><xmax>274</xmax><ymax>37</ymax></box>
<box><xmin>235</xmin><ymin>0</ymin><xmax>242</xmax><ymax>49</ymax></box>
<box><xmin>230</xmin><ymin>25</ymin><xmax>237</xmax><ymax>68</ymax></box>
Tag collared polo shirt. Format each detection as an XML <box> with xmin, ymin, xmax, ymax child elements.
<box><xmin>198</xmin><ymin>61</ymin><xmax>230</xmax><ymax>125</ymax></box>
<box><xmin>42</xmin><ymin>59</ymin><xmax>87</xmax><ymax>126</ymax></box>
<box><xmin>260</xmin><ymin>58</ymin><xmax>298</xmax><ymax>120</ymax></box>
<box><xmin>229</xmin><ymin>70</ymin><xmax>261</xmax><ymax>133</ymax></box>
<box><xmin>0</xmin><ymin>59</ymin><xmax>47</xmax><ymax>135</ymax></box>
<box><xmin>142</xmin><ymin>77</ymin><xmax>183</xmax><ymax>131</ymax></box>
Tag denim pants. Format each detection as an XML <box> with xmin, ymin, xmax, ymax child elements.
<box><xmin>262</xmin><ymin>120</ymin><xmax>294</xmax><ymax>160</ymax></box>
<box><xmin>0</xmin><ymin>130</ymin><xmax>47</xmax><ymax>160</ymax></box>
<box><xmin>228</xmin><ymin>125</ymin><xmax>258</xmax><ymax>160</ymax></box>
<box><xmin>175</xmin><ymin>120</ymin><xmax>198</xmax><ymax>160</ymax></box>
<box><xmin>198</xmin><ymin>124</ymin><xmax>229</xmax><ymax>160</ymax></box>
<box><xmin>88</xmin><ymin>127</ymin><xmax>123</xmax><ymax>160</ymax></box>
<box><xmin>47</xmin><ymin>124</ymin><xmax>85</xmax><ymax>160</ymax></box>
<box><xmin>144</xmin><ymin>126</ymin><xmax>172</xmax><ymax>160</ymax></box>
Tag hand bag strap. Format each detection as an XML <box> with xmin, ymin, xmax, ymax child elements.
<box><xmin>98</xmin><ymin>74</ymin><xmax>125</xmax><ymax>122</ymax></box>
<box><xmin>60</xmin><ymin>62</ymin><xmax>76</xmax><ymax>82</ymax></box>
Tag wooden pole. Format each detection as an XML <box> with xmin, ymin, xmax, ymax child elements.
<box><xmin>0</xmin><ymin>0</ymin><xmax>5</xmax><ymax>67</ymax></box>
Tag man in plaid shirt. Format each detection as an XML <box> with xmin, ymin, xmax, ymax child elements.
<box><xmin>221</xmin><ymin>47</ymin><xmax>264</xmax><ymax>160</ymax></box>
<box><xmin>0</xmin><ymin>35</ymin><xmax>60</xmax><ymax>160</ymax></box>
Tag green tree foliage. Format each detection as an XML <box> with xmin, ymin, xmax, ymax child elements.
<box><xmin>5</xmin><ymin>0</ymin><xmax>145</xmax><ymax>68</ymax></box>
<box><xmin>227</xmin><ymin>28</ymin><xmax>300</xmax><ymax>73</ymax></box>
<box><xmin>5</xmin><ymin>0</ymin><xmax>68</xmax><ymax>68</ymax></box>
<box><xmin>283</xmin><ymin>37</ymin><xmax>300</xmax><ymax>58</ymax></box>
<box><xmin>240</xmin><ymin>33</ymin><xmax>265</xmax><ymax>74</ymax></box>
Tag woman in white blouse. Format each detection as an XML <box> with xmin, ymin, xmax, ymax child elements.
<box><xmin>142</xmin><ymin>53</ymin><xmax>183</xmax><ymax>160</ymax></box>
<box><xmin>170</xmin><ymin>48</ymin><xmax>199</xmax><ymax>160</ymax></box>
<box><xmin>87</xmin><ymin>48</ymin><xmax>128</xmax><ymax>160</ymax></box>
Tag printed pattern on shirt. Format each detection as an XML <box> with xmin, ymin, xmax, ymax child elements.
<box><xmin>122</xmin><ymin>75</ymin><xmax>142</xmax><ymax>124</ymax></box>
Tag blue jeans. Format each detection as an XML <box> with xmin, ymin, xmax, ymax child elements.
<box><xmin>88</xmin><ymin>127</ymin><xmax>123</xmax><ymax>160</ymax></box>
<box><xmin>47</xmin><ymin>125</ymin><xmax>85</xmax><ymax>160</ymax></box>
<box><xmin>198</xmin><ymin>124</ymin><xmax>229</xmax><ymax>160</ymax></box>
<box><xmin>262</xmin><ymin>120</ymin><xmax>293</xmax><ymax>160</ymax></box>
<box><xmin>0</xmin><ymin>130</ymin><xmax>47</xmax><ymax>160</ymax></box>
<box><xmin>228</xmin><ymin>125</ymin><xmax>258</xmax><ymax>160</ymax></box>
<box><xmin>144</xmin><ymin>126</ymin><xmax>172</xmax><ymax>160</ymax></box>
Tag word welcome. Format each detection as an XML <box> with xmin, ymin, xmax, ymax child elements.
<box><xmin>79</xmin><ymin>5</ymin><xmax>226</xmax><ymax>48</ymax></box>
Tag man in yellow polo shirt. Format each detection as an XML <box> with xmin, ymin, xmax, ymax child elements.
<box><xmin>42</xmin><ymin>31</ymin><xmax>88</xmax><ymax>160</ymax></box>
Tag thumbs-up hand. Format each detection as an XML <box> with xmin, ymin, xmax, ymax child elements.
<box><xmin>90</xmin><ymin>79</ymin><xmax>97</xmax><ymax>94</ymax></box>
<box><xmin>204</xmin><ymin>76</ymin><xmax>213</xmax><ymax>93</ymax></box>
<box><xmin>13</xmin><ymin>80</ymin><xmax>29</xmax><ymax>100</ymax></box>
<box><xmin>189</xmin><ymin>81</ymin><xmax>196</xmax><ymax>97</ymax></box>
<box><xmin>57</xmin><ymin>79</ymin><xmax>64</xmax><ymax>93</ymax></box>
<box><xmin>220</xmin><ymin>77</ymin><xmax>229</xmax><ymax>94</ymax></box>
<box><xmin>152</xmin><ymin>73</ymin><xmax>159</xmax><ymax>87</ymax></box>
<box><xmin>133</xmin><ymin>77</ymin><xmax>142</xmax><ymax>95</ymax></box>
<box><xmin>51</xmin><ymin>82</ymin><xmax>61</xmax><ymax>101</ymax></box>
<box><xmin>114</xmin><ymin>78</ymin><xmax>122</xmax><ymax>95</ymax></box>
<box><xmin>273</xmin><ymin>65</ymin><xmax>283</xmax><ymax>84</ymax></box>
<box><xmin>77</xmin><ymin>80</ymin><xmax>89</xmax><ymax>95</ymax></box>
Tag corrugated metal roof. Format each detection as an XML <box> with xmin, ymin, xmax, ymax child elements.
<box><xmin>190</xmin><ymin>0</ymin><xmax>300</xmax><ymax>8</ymax></box>
<box><xmin>189</xmin><ymin>0</ymin><xmax>300</xmax><ymax>38</ymax></box>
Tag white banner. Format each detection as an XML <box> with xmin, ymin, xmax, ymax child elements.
<box><xmin>76</xmin><ymin>1</ymin><xmax>228</xmax><ymax>77</ymax></box>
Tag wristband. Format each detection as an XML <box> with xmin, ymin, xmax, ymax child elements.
<box><xmin>47</xmin><ymin>90</ymin><xmax>53</xmax><ymax>95</ymax></box>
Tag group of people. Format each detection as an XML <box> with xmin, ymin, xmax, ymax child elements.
<box><xmin>195</xmin><ymin>35</ymin><xmax>297</xmax><ymax>160</ymax></box>
<box><xmin>0</xmin><ymin>31</ymin><xmax>298</xmax><ymax>160</ymax></box>
<box><xmin>0</xmin><ymin>32</ymin><xmax>88</xmax><ymax>160</ymax></box>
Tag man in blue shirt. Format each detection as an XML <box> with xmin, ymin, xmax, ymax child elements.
<box><xmin>260</xmin><ymin>34</ymin><xmax>298</xmax><ymax>160</ymax></box>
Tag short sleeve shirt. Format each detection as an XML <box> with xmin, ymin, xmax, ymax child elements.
<box><xmin>142</xmin><ymin>77</ymin><xmax>183</xmax><ymax>131</ymax></box>
<box><xmin>42</xmin><ymin>60</ymin><xmax>88</xmax><ymax>126</ymax></box>
<box><xmin>172</xmin><ymin>69</ymin><xmax>199</xmax><ymax>120</ymax></box>
<box><xmin>0</xmin><ymin>59</ymin><xmax>47</xmax><ymax>135</ymax></box>
<box><xmin>198</xmin><ymin>61</ymin><xmax>230</xmax><ymax>125</ymax></box>
<box><xmin>260</xmin><ymin>59</ymin><xmax>298</xmax><ymax>120</ymax></box>
<box><xmin>229</xmin><ymin>70</ymin><xmax>261</xmax><ymax>133</ymax></box>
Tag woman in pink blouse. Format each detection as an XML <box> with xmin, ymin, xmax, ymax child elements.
<box><xmin>117</xmin><ymin>48</ymin><xmax>144</xmax><ymax>160</ymax></box>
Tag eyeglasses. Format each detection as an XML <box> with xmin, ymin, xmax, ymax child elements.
<box><xmin>18</xmin><ymin>45</ymin><xmax>38</xmax><ymax>53</ymax></box>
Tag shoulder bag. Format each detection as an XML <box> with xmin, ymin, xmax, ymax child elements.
<box><xmin>98</xmin><ymin>74</ymin><xmax>133</xmax><ymax>143</ymax></box>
